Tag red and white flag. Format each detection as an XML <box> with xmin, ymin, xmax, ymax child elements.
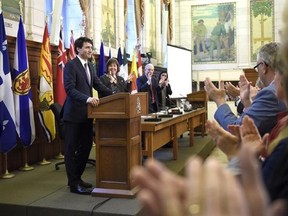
<box><xmin>69</xmin><ymin>30</ymin><xmax>76</xmax><ymax>60</ymax></box>
<box><xmin>137</xmin><ymin>50</ymin><xmax>142</xmax><ymax>76</ymax></box>
<box><xmin>55</xmin><ymin>27</ymin><xmax>67</xmax><ymax>106</ymax></box>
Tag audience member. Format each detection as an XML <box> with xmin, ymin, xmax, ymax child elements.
<box><xmin>137</xmin><ymin>63</ymin><xmax>161</xmax><ymax>113</ymax></box>
<box><xmin>204</xmin><ymin>42</ymin><xmax>286</xmax><ymax>136</ymax></box>
<box><xmin>62</xmin><ymin>37</ymin><xmax>113</xmax><ymax>195</ymax></box>
<box><xmin>157</xmin><ymin>71</ymin><xmax>173</xmax><ymax>111</ymax></box>
<box><xmin>99</xmin><ymin>58</ymin><xmax>132</xmax><ymax>96</ymax></box>
<box><xmin>206</xmin><ymin>53</ymin><xmax>288</xmax><ymax>201</ymax></box>
<box><xmin>130</xmin><ymin>145</ymin><xmax>287</xmax><ymax>216</ymax></box>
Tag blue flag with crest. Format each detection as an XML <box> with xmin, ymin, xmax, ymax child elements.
<box><xmin>12</xmin><ymin>16</ymin><xmax>35</xmax><ymax>147</ymax></box>
<box><xmin>0</xmin><ymin>10</ymin><xmax>17</xmax><ymax>153</ymax></box>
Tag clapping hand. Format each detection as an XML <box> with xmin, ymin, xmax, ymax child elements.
<box><xmin>127</xmin><ymin>73</ymin><xmax>135</xmax><ymax>82</ymax></box>
<box><xmin>204</xmin><ymin>77</ymin><xmax>226</xmax><ymax>107</ymax></box>
<box><xmin>225</xmin><ymin>81</ymin><xmax>240</xmax><ymax>99</ymax></box>
<box><xmin>109</xmin><ymin>74</ymin><xmax>117</xmax><ymax>84</ymax></box>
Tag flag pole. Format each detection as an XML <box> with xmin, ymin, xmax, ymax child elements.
<box><xmin>19</xmin><ymin>147</ymin><xmax>34</xmax><ymax>171</ymax></box>
<box><xmin>38</xmin><ymin>143</ymin><xmax>51</xmax><ymax>165</ymax></box>
<box><xmin>0</xmin><ymin>153</ymin><xmax>15</xmax><ymax>179</ymax></box>
<box><xmin>55</xmin><ymin>142</ymin><xmax>64</xmax><ymax>159</ymax></box>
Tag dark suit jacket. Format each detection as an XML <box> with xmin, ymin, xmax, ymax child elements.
<box><xmin>62</xmin><ymin>57</ymin><xmax>112</xmax><ymax>123</ymax></box>
<box><xmin>137</xmin><ymin>75</ymin><xmax>161</xmax><ymax>113</ymax></box>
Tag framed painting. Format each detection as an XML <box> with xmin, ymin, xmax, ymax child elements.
<box><xmin>250</xmin><ymin>0</ymin><xmax>274</xmax><ymax>62</ymax></box>
<box><xmin>2</xmin><ymin>0</ymin><xmax>24</xmax><ymax>21</ymax></box>
<box><xmin>101</xmin><ymin>0</ymin><xmax>116</xmax><ymax>48</ymax></box>
<box><xmin>191</xmin><ymin>2</ymin><xmax>236</xmax><ymax>64</ymax></box>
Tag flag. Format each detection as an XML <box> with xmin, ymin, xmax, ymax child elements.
<box><xmin>55</xmin><ymin>27</ymin><xmax>67</xmax><ymax>106</ymax></box>
<box><xmin>38</xmin><ymin>23</ymin><xmax>56</xmax><ymax>143</ymax></box>
<box><xmin>122</xmin><ymin>48</ymin><xmax>128</xmax><ymax>81</ymax></box>
<box><xmin>12</xmin><ymin>16</ymin><xmax>35</xmax><ymax>147</ymax></box>
<box><xmin>0</xmin><ymin>10</ymin><xmax>17</xmax><ymax>153</ymax></box>
<box><xmin>98</xmin><ymin>41</ymin><xmax>106</xmax><ymax>77</ymax></box>
<box><xmin>137</xmin><ymin>50</ymin><xmax>143</xmax><ymax>76</ymax></box>
<box><xmin>69</xmin><ymin>30</ymin><xmax>76</xmax><ymax>60</ymax></box>
<box><xmin>130</xmin><ymin>51</ymin><xmax>138</xmax><ymax>94</ymax></box>
<box><xmin>117</xmin><ymin>47</ymin><xmax>124</xmax><ymax>78</ymax></box>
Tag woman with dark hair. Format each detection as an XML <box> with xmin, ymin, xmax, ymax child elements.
<box><xmin>99</xmin><ymin>58</ymin><xmax>132</xmax><ymax>95</ymax></box>
<box><xmin>157</xmin><ymin>71</ymin><xmax>173</xmax><ymax>110</ymax></box>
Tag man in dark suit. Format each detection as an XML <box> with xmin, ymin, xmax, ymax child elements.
<box><xmin>62</xmin><ymin>37</ymin><xmax>113</xmax><ymax>195</ymax></box>
<box><xmin>137</xmin><ymin>63</ymin><xmax>161</xmax><ymax>113</ymax></box>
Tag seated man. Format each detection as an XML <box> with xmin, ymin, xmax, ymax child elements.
<box><xmin>206</xmin><ymin>57</ymin><xmax>288</xmax><ymax>201</ymax></box>
<box><xmin>204</xmin><ymin>42</ymin><xmax>286</xmax><ymax>136</ymax></box>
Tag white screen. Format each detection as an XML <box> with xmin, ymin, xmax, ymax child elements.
<box><xmin>167</xmin><ymin>44</ymin><xmax>192</xmax><ymax>98</ymax></box>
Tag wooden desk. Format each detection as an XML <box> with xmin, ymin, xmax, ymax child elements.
<box><xmin>141</xmin><ymin>108</ymin><xmax>206</xmax><ymax>159</ymax></box>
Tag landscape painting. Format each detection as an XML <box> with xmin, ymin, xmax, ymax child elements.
<box><xmin>191</xmin><ymin>3</ymin><xmax>236</xmax><ymax>63</ymax></box>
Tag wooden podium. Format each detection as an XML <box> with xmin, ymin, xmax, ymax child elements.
<box><xmin>87</xmin><ymin>93</ymin><xmax>148</xmax><ymax>198</ymax></box>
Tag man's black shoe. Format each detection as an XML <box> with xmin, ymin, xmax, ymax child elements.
<box><xmin>70</xmin><ymin>184</ymin><xmax>92</xmax><ymax>195</ymax></box>
<box><xmin>79</xmin><ymin>180</ymin><xmax>93</xmax><ymax>188</ymax></box>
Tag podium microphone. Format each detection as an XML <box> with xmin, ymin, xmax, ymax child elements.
<box><xmin>111</xmin><ymin>75</ymin><xmax>131</xmax><ymax>93</ymax></box>
<box><xmin>118</xmin><ymin>78</ymin><xmax>131</xmax><ymax>93</ymax></box>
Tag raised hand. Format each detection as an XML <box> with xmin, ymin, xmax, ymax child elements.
<box><xmin>240</xmin><ymin>116</ymin><xmax>265</xmax><ymax>155</ymax></box>
<box><xmin>225</xmin><ymin>81</ymin><xmax>240</xmax><ymax>99</ymax></box>
<box><xmin>206</xmin><ymin>119</ymin><xmax>240</xmax><ymax>159</ymax></box>
<box><xmin>204</xmin><ymin>77</ymin><xmax>226</xmax><ymax>107</ymax></box>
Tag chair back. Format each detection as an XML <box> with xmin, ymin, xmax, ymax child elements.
<box><xmin>50</xmin><ymin>102</ymin><xmax>65</xmax><ymax>139</ymax></box>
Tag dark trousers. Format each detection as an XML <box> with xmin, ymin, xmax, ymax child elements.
<box><xmin>64</xmin><ymin>121</ymin><xmax>93</xmax><ymax>186</ymax></box>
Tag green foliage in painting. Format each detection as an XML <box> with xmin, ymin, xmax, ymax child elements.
<box><xmin>251</xmin><ymin>0</ymin><xmax>273</xmax><ymax>17</ymax></box>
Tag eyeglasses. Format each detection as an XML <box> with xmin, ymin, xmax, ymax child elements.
<box><xmin>253</xmin><ymin>62</ymin><xmax>263</xmax><ymax>72</ymax></box>
<box><xmin>254</xmin><ymin>62</ymin><xmax>268</xmax><ymax>72</ymax></box>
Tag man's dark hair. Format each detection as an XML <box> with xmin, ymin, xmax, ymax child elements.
<box><xmin>74</xmin><ymin>37</ymin><xmax>93</xmax><ymax>54</ymax></box>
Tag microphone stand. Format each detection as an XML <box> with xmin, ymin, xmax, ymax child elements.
<box><xmin>111</xmin><ymin>75</ymin><xmax>131</xmax><ymax>93</ymax></box>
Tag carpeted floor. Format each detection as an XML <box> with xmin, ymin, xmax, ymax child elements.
<box><xmin>0</xmin><ymin>133</ymin><xmax>216</xmax><ymax>216</ymax></box>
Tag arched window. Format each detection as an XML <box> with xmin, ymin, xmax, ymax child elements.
<box><xmin>62</xmin><ymin>0</ymin><xmax>83</xmax><ymax>48</ymax></box>
<box><xmin>45</xmin><ymin>0</ymin><xmax>54</xmax><ymax>34</ymax></box>
<box><xmin>125</xmin><ymin>0</ymin><xmax>137</xmax><ymax>60</ymax></box>
<box><xmin>46</xmin><ymin>0</ymin><xmax>82</xmax><ymax>48</ymax></box>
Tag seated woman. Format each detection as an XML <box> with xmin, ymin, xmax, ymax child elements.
<box><xmin>99</xmin><ymin>58</ymin><xmax>132</xmax><ymax>95</ymax></box>
<box><xmin>157</xmin><ymin>71</ymin><xmax>173</xmax><ymax>110</ymax></box>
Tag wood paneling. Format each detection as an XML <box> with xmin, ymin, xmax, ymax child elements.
<box><xmin>243</xmin><ymin>68</ymin><xmax>258</xmax><ymax>86</ymax></box>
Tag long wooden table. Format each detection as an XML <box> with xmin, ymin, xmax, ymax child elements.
<box><xmin>141</xmin><ymin>108</ymin><xmax>206</xmax><ymax>159</ymax></box>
